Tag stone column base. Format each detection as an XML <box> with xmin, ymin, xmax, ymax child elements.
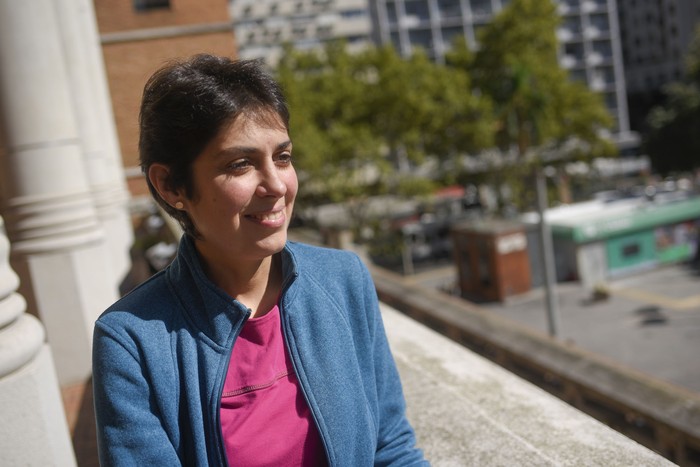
<box><xmin>0</xmin><ymin>344</ymin><xmax>77</xmax><ymax>466</ymax></box>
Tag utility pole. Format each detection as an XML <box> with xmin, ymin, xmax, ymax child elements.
<box><xmin>535</xmin><ymin>166</ymin><xmax>560</xmax><ymax>337</ymax></box>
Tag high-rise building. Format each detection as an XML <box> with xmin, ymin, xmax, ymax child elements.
<box><xmin>370</xmin><ymin>0</ymin><xmax>636</xmax><ymax>150</ymax></box>
<box><xmin>617</xmin><ymin>0</ymin><xmax>700</xmax><ymax>95</ymax></box>
<box><xmin>229</xmin><ymin>0</ymin><xmax>373</xmax><ymax>65</ymax></box>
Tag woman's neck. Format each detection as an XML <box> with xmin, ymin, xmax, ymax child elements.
<box><xmin>197</xmin><ymin>248</ymin><xmax>282</xmax><ymax>318</ymax></box>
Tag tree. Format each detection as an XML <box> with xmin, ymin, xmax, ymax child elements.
<box><xmin>453</xmin><ymin>0</ymin><xmax>614</xmax><ymax>209</ymax></box>
<box><xmin>644</xmin><ymin>25</ymin><xmax>700</xmax><ymax>175</ymax></box>
<box><xmin>365</xmin><ymin>46</ymin><xmax>494</xmax><ymax>174</ymax></box>
<box><xmin>276</xmin><ymin>41</ymin><xmax>494</xmax><ymax>220</ymax></box>
<box><xmin>449</xmin><ymin>0</ymin><xmax>616</xmax><ymax>333</ymax></box>
<box><xmin>276</xmin><ymin>42</ymin><xmax>383</xmax><ymax>208</ymax></box>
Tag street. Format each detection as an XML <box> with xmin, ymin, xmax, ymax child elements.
<box><xmin>408</xmin><ymin>261</ymin><xmax>700</xmax><ymax>394</ymax></box>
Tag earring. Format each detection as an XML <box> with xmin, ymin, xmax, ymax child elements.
<box><xmin>174</xmin><ymin>201</ymin><xmax>184</xmax><ymax>210</ymax></box>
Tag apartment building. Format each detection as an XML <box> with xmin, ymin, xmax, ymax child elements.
<box><xmin>229</xmin><ymin>0</ymin><xmax>373</xmax><ymax>65</ymax></box>
<box><xmin>617</xmin><ymin>0</ymin><xmax>700</xmax><ymax>95</ymax></box>
<box><xmin>371</xmin><ymin>0</ymin><xmax>635</xmax><ymax>149</ymax></box>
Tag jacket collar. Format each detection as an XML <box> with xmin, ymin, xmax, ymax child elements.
<box><xmin>166</xmin><ymin>234</ymin><xmax>298</xmax><ymax>346</ymax></box>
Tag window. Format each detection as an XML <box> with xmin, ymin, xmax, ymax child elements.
<box><xmin>292</xmin><ymin>25</ymin><xmax>307</xmax><ymax>38</ymax></box>
<box><xmin>442</xmin><ymin>26</ymin><xmax>465</xmax><ymax>47</ymax></box>
<box><xmin>404</xmin><ymin>0</ymin><xmax>431</xmax><ymax>22</ymax></box>
<box><xmin>589</xmin><ymin>13</ymin><xmax>609</xmax><ymax>33</ymax></box>
<box><xmin>340</xmin><ymin>9</ymin><xmax>366</xmax><ymax>18</ymax></box>
<box><xmin>568</xmin><ymin>68</ymin><xmax>587</xmax><ymax>83</ymax></box>
<box><xmin>564</xmin><ymin>42</ymin><xmax>585</xmax><ymax>60</ymax></box>
<box><xmin>622</xmin><ymin>243</ymin><xmax>641</xmax><ymax>258</ymax></box>
<box><xmin>389</xmin><ymin>32</ymin><xmax>401</xmax><ymax>51</ymax></box>
<box><xmin>408</xmin><ymin>28</ymin><xmax>434</xmax><ymax>52</ymax></box>
<box><xmin>471</xmin><ymin>0</ymin><xmax>493</xmax><ymax>16</ymax></box>
<box><xmin>592</xmin><ymin>40</ymin><xmax>612</xmax><ymax>58</ymax></box>
<box><xmin>603</xmin><ymin>91</ymin><xmax>617</xmax><ymax>110</ymax></box>
<box><xmin>134</xmin><ymin>0</ymin><xmax>170</xmax><ymax>12</ymax></box>
<box><xmin>438</xmin><ymin>0</ymin><xmax>462</xmax><ymax>19</ymax></box>
<box><xmin>563</xmin><ymin>16</ymin><xmax>582</xmax><ymax>34</ymax></box>
<box><xmin>596</xmin><ymin>66</ymin><xmax>615</xmax><ymax>84</ymax></box>
<box><xmin>386</xmin><ymin>2</ymin><xmax>399</xmax><ymax>25</ymax></box>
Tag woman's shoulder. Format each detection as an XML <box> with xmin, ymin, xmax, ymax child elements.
<box><xmin>97</xmin><ymin>269</ymin><xmax>178</xmax><ymax>331</ymax></box>
<box><xmin>286</xmin><ymin>241</ymin><xmax>365</xmax><ymax>272</ymax></box>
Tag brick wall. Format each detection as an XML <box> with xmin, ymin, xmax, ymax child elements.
<box><xmin>94</xmin><ymin>0</ymin><xmax>231</xmax><ymax>33</ymax></box>
<box><xmin>94</xmin><ymin>0</ymin><xmax>237</xmax><ymax>196</ymax></box>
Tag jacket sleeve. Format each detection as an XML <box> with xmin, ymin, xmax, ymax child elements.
<box><xmin>92</xmin><ymin>320</ymin><xmax>181</xmax><ymax>466</ymax></box>
<box><xmin>355</xmin><ymin>256</ymin><xmax>429</xmax><ymax>466</ymax></box>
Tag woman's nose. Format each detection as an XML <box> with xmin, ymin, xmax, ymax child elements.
<box><xmin>256</xmin><ymin>165</ymin><xmax>287</xmax><ymax>197</ymax></box>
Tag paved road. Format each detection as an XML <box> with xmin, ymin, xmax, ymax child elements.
<box><xmin>407</xmin><ymin>262</ymin><xmax>700</xmax><ymax>395</ymax></box>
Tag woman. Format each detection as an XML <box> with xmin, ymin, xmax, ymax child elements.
<box><xmin>92</xmin><ymin>54</ymin><xmax>427</xmax><ymax>466</ymax></box>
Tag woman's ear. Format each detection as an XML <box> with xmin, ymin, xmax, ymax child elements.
<box><xmin>148</xmin><ymin>163</ymin><xmax>182</xmax><ymax>209</ymax></box>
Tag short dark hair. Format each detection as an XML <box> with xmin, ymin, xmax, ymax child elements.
<box><xmin>139</xmin><ymin>54</ymin><xmax>290</xmax><ymax>237</ymax></box>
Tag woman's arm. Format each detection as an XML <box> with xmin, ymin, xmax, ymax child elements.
<box><xmin>356</xmin><ymin>256</ymin><xmax>429</xmax><ymax>466</ymax></box>
<box><xmin>92</xmin><ymin>321</ymin><xmax>181</xmax><ymax>466</ymax></box>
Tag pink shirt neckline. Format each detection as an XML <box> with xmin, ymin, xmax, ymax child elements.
<box><xmin>220</xmin><ymin>304</ymin><xmax>327</xmax><ymax>466</ymax></box>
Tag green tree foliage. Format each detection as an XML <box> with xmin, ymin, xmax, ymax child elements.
<box><xmin>365</xmin><ymin>46</ymin><xmax>494</xmax><ymax>168</ymax></box>
<box><xmin>644</xmin><ymin>25</ymin><xmax>700</xmax><ymax>175</ymax></box>
<box><xmin>471</xmin><ymin>0</ymin><xmax>613</xmax><ymax>157</ymax></box>
<box><xmin>447</xmin><ymin>0</ymin><xmax>614</xmax><ymax>209</ymax></box>
<box><xmin>275</xmin><ymin>41</ymin><xmax>493</xmax><ymax>211</ymax></box>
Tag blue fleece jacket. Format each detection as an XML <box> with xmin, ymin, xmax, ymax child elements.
<box><xmin>92</xmin><ymin>235</ymin><xmax>427</xmax><ymax>466</ymax></box>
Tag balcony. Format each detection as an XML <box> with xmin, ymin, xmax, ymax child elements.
<box><xmin>384</xmin><ymin>305</ymin><xmax>675</xmax><ymax>465</ymax></box>
<box><xmin>372</xmin><ymin>261</ymin><xmax>700</xmax><ymax>465</ymax></box>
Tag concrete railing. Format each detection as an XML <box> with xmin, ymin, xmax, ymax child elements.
<box><xmin>373</xmin><ymin>265</ymin><xmax>700</xmax><ymax>466</ymax></box>
<box><xmin>382</xmin><ymin>304</ymin><xmax>674</xmax><ymax>466</ymax></box>
<box><xmin>0</xmin><ymin>217</ymin><xmax>77</xmax><ymax>465</ymax></box>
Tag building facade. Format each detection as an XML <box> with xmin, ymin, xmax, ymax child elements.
<box><xmin>617</xmin><ymin>0</ymin><xmax>700</xmax><ymax>95</ymax></box>
<box><xmin>370</xmin><ymin>0</ymin><xmax>637</xmax><ymax>150</ymax></box>
<box><xmin>94</xmin><ymin>0</ymin><xmax>237</xmax><ymax>197</ymax></box>
<box><xmin>523</xmin><ymin>190</ymin><xmax>700</xmax><ymax>289</ymax></box>
<box><xmin>229</xmin><ymin>0</ymin><xmax>638</xmax><ymax>150</ymax></box>
<box><xmin>229</xmin><ymin>0</ymin><xmax>374</xmax><ymax>65</ymax></box>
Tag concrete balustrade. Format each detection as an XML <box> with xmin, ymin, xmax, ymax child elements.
<box><xmin>372</xmin><ymin>262</ymin><xmax>700</xmax><ymax>464</ymax></box>
<box><xmin>382</xmin><ymin>304</ymin><xmax>674</xmax><ymax>466</ymax></box>
<box><xmin>0</xmin><ymin>217</ymin><xmax>76</xmax><ymax>465</ymax></box>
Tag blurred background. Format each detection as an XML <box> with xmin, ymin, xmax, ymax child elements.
<box><xmin>0</xmin><ymin>0</ymin><xmax>699</xmax><ymax>465</ymax></box>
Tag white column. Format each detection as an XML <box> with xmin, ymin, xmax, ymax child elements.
<box><xmin>0</xmin><ymin>0</ymin><xmax>118</xmax><ymax>385</ymax></box>
<box><xmin>0</xmin><ymin>217</ymin><xmax>77</xmax><ymax>466</ymax></box>
<box><xmin>56</xmin><ymin>0</ymin><xmax>133</xmax><ymax>285</ymax></box>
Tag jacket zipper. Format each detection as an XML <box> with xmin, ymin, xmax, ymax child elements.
<box><xmin>214</xmin><ymin>306</ymin><xmax>250</xmax><ymax>467</ymax></box>
<box><xmin>278</xmin><ymin>275</ymin><xmax>333</xmax><ymax>466</ymax></box>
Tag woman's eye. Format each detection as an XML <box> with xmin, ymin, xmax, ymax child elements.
<box><xmin>227</xmin><ymin>159</ymin><xmax>251</xmax><ymax>172</ymax></box>
<box><xmin>276</xmin><ymin>153</ymin><xmax>293</xmax><ymax>166</ymax></box>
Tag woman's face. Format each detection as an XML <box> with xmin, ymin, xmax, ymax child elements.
<box><xmin>183</xmin><ymin>113</ymin><xmax>298</xmax><ymax>267</ymax></box>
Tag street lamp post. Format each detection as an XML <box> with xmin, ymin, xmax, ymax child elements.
<box><xmin>535</xmin><ymin>166</ymin><xmax>560</xmax><ymax>337</ymax></box>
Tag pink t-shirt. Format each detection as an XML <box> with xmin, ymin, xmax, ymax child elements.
<box><xmin>220</xmin><ymin>305</ymin><xmax>327</xmax><ymax>466</ymax></box>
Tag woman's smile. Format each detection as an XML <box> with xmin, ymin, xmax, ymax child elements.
<box><xmin>181</xmin><ymin>114</ymin><xmax>298</xmax><ymax>268</ymax></box>
<box><xmin>245</xmin><ymin>208</ymin><xmax>286</xmax><ymax>227</ymax></box>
